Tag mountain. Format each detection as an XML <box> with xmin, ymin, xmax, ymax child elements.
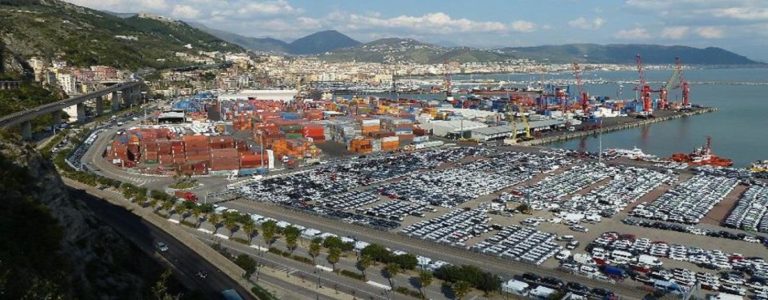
<box><xmin>286</xmin><ymin>30</ymin><xmax>360</xmax><ymax>55</ymax></box>
<box><xmin>193</xmin><ymin>25</ymin><xmax>360</xmax><ymax>55</ymax></box>
<box><xmin>320</xmin><ymin>38</ymin><xmax>447</xmax><ymax>63</ymax></box>
<box><xmin>189</xmin><ymin>21</ymin><xmax>289</xmax><ymax>53</ymax></box>
<box><xmin>321</xmin><ymin>40</ymin><xmax>758</xmax><ymax>65</ymax></box>
<box><xmin>0</xmin><ymin>0</ymin><xmax>242</xmax><ymax>69</ymax></box>
<box><xmin>499</xmin><ymin>44</ymin><xmax>757</xmax><ymax>65</ymax></box>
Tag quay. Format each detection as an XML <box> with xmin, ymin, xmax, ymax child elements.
<box><xmin>520</xmin><ymin>107</ymin><xmax>718</xmax><ymax>146</ymax></box>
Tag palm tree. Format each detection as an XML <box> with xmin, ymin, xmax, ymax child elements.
<box><xmin>418</xmin><ymin>270</ymin><xmax>433</xmax><ymax>299</ymax></box>
<box><xmin>327</xmin><ymin>247</ymin><xmax>341</xmax><ymax>272</ymax></box>
<box><xmin>283</xmin><ymin>225</ymin><xmax>300</xmax><ymax>254</ymax></box>
<box><xmin>308</xmin><ymin>239</ymin><xmax>321</xmax><ymax>264</ymax></box>
<box><xmin>242</xmin><ymin>220</ymin><xmax>257</xmax><ymax>244</ymax></box>
<box><xmin>356</xmin><ymin>255</ymin><xmax>373</xmax><ymax>280</ymax></box>
<box><xmin>261</xmin><ymin>220</ymin><xmax>277</xmax><ymax>248</ymax></box>
<box><xmin>224</xmin><ymin>217</ymin><xmax>238</xmax><ymax>237</ymax></box>
<box><xmin>383</xmin><ymin>263</ymin><xmax>401</xmax><ymax>289</ymax></box>
<box><xmin>148</xmin><ymin>198</ymin><xmax>159</xmax><ymax>211</ymax></box>
<box><xmin>176</xmin><ymin>204</ymin><xmax>188</xmax><ymax>222</ymax></box>
<box><xmin>161</xmin><ymin>201</ymin><xmax>174</xmax><ymax>217</ymax></box>
<box><xmin>191</xmin><ymin>207</ymin><xmax>202</xmax><ymax>227</ymax></box>
<box><xmin>208</xmin><ymin>213</ymin><xmax>221</xmax><ymax>234</ymax></box>
<box><xmin>452</xmin><ymin>281</ymin><xmax>471</xmax><ymax>300</ymax></box>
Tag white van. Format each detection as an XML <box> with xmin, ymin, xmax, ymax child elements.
<box><xmin>638</xmin><ymin>254</ymin><xmax>663</xmax><ymax>267</ymax></box>
<box><xmin>611</xmin><ymin>250</ymin><xmax>634</xmax><ymax>263</ymax></box>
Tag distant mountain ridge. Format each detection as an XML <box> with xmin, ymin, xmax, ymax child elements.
<box><xmin>190</xmin><ymin>24</ymin><xmax>360</xmax><ymax>55</ymax></box>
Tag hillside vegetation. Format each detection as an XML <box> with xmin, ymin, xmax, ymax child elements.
<box><xmin>0</xmin><ymin>0</ymin><xmax>242</xmax><ymax>70</ymax></box>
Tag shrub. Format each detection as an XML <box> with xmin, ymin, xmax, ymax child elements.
<box><xmin>339</xmin><ymin>269</ymin><xmax>365</xmax><ymax>281</ymax></box>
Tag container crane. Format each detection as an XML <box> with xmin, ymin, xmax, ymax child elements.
<box><xmin>677</xmin><ymin>57</ymin><xmax>691</xmax><ymax>109</ymax></box>
<box><xmin>520</xmin><ymin>107</ymin><xmax>533</xmax><ymax>141</ymax></box>
<box><xmin>503</xmin><ymin>104</ymin><xmax>518</xmax><ymax>145</ymax></box>
<box><xmin>572</xmin><ymin>62</ymin><xmax>590</xmax><ymax>113</ymax></box>
<box><xmin>635</xmin><ymin>54</ymin><xmax>653</xmax><ymax>118</ymax></box>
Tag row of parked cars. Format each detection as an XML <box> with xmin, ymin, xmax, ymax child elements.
<box><xmin>514</xmin><ymin>163</ymin><xmax>611</xmax><ymax>204</ymax></box>
<box><xmin>471</xmin><ymin>225</ymin><xmax>561</xmax><ymax>265</ymax></box>
<box><xmin>316</xmin><ymin>190</ymin><xmax>380</xmax><ymax>211</ymax></box>
<box><xmin>560</xmin><ymin>166</ymin><xmax>675</xmax><ymax>216</ymax></box>
<box><xmin>621</xmin><ymin>217</ymin><xmax>767</xmax><ymax>245</ymax></box>
<box><xmin>401</xmin><ymin>208</ymin><xmax>491</xmax><ymax>247</ymax></box>
<box><xmin>629</xmin><ymin>174</ymin><xmax>739</xmax><ymax>225</ymax></box>
<box><xmin>724</xmin><ymin>183</ymin><xmax>768</xmax><ymax>233</ymax></box>
<box><xmin>355</xmin><ymin>200</ymin><xmax>434</xmax><ymax>221</ymax></box>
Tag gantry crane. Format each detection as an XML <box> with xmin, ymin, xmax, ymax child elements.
<box><xmin>572</xmin><ymin>62</ymin><xmax>590</xmax><ymax>113</ymax></box>
<box><xmin>635</xmin><ymin>54</ymin><xmax>653</xmax><ymax>118</ymax></box>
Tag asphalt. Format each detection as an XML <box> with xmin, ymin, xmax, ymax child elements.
<box><xmin>69</xmin><ymin>187</ymin><xmax>253</xmax><ymax>300</ymax></box>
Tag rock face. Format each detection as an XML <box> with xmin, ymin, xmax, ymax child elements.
<box><xmin>0</xmin><ymin>135</ymin><xmax>148</xmax><ymax>299</ymax></box>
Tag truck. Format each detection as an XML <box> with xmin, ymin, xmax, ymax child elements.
<box><xmin>174</xmin><ymin>190</ymin><xmax>198</xmax><ymax>202</ymax></box>
<box><xmin>602</xmin><ymin>265</ymin><xmax>627</xmax><ymax>278</ymax></box>
<box><xmin>637</xmin><ymin>254</ymin><xmax>663</xmax><ymax>267</ymax></box>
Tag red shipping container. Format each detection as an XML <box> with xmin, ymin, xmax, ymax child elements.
<box><xmin>210</xmin><ymin>148</ymin><xmax>239</xmax><ymax>159</ymax></box>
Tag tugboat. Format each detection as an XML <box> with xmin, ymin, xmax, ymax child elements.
<box><xmin>671</xmin><ymin>136</ymin><xmax>733</xmax><ymax>167</ymax></box>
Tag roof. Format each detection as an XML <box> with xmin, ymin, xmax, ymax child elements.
<box><xmin>471</xmin><ymin>119</ymin><xmax>566</xmax><ymax>136</ymax></box>
<box><xmin>425</xmin><ymin>120</ymin><xmax>488</xmax><ymax>132</ymax></box>
<box><xmin>502</xmin><ymin>279</ymin><xmax>529</xmax><ymax>290</ymax></box>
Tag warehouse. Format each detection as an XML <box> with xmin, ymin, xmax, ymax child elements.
<box><xmin>470</xmin><ymin>119</ymin><xmax>568</xmax><ymax>141</ymax></box>
<box><xmin>218</xmin><ymin>89</ymin><xmax>298</xmax><ymax>102</ymax></box>
<box><xmin>422</xmin><ymin>120</ymin><xmax>488</xmax><ymax>138</ymax></box>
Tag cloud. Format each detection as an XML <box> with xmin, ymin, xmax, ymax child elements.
<box><xmin>614</xmin><ymin>27</ymin><xmax>651</xmax><ymax>39</ymax></box>
<box><xmin>661</xmin><ymin>26</ymin><xmax>689</xmax><ymax>39</ymax></box>
<box><xmin>568</xmin><ymin>17</ymin><xmax>605</xmax><ymax>30</ymax></box>
<box><xmin>338</xmin><ymin>12</ymin><xmax>533</xmax><ymax>34</ymax></box>
<box><xmin>710</xmin><ymin>7</ymin><xmax>768</xmax><ymax>21</ymax></box>
<box><xmin>171</xmin><ymin>5</ymin><xmax>200</xmax><ymax>19</ymax></box>
<box><xmin>696</xmin><ymin>26</ymin><xmax>724</xmax><ymax>38</ymax></box>
<box><xmin>511</xmin><ymin>20</ymin><xmax>536</xmax><ymax>32</ymax></box>
<box><xmin>237</xmin><ymin>0</ymin><xmax>299</xmax><ymax>16</ymax></box>
<box><xmin>66</xmin><ymin>0</ymin><xmax>168</xmax><ymax>11</ymax></box>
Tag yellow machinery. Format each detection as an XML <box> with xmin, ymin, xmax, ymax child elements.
<box><xmin>503</xmin><ymin>108</ymin><xmax>518</xmax><ymax>145</ymax></box>
<box><xmin>520</xmin><ymin>108</ymin><xmax>533</xmax><ymax>141</ymax></box>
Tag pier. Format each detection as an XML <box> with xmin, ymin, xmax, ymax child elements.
<box><xmin>520</xmin><ymin>107</ymin><xmax>718</xmax><ymax>146</ymax></box>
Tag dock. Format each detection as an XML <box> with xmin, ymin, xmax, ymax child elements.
<box><xmin>520</xmin><ymin>107</ymin><xmax>718</xmax><ymax>146</ymax></box>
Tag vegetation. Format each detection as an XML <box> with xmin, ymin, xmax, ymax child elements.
<box><xmin>208</xmin><ymin>213</ymin><xmax>221</xmax><ymax>234</ymax></box>
<box><xmin>383</xmin><ymin>263</ymin><xmax>401</xmax><ymax>289</ymax></box>
<box><xmin>260</xmin><ymin>220</ymin><xmax>277</xmax><ymax>248</ymax></box>
<box><xmin>360</xmin><ymin>243</ymin><xmax>418</xmax><ymax>270</ymax></box>
<box><xmin>169</xmin><ymin>177</ymin><xmax>197</xmax><ymax>189</ymax></box>
<box><xmin>418</xmin><ymin>270</ymin><xmax>434</xmax><ymax>298</ymax></box>
<box><xmin>322</xmin><ymin>235</ymin><xmax>353</xmax><ymax>251</ymax></box>
<box><xmin>242</xmin><ymin>219</ymin><xmax>257</xmax><ymax>244</ymax></box>
<box><xmin>283</xmin><ymin>225</ymin><xmax>300</xmax><ymax>254</ymax></box>
<box><xmin>339</xmin><ymin>269</ymin><xmax>365</xmax><ymax>281</ymax></box>
<box><xmin>395</xmin><ymin>286</ymin><xmax>423</xmax><ymax>298</ymax></box>
<box><xmin>451</xmin><ymin>281</ymin><xmax>472</xmax><ymax>300</ymax></box>
<box><xmin>326</xmin><ymin>247</ymin><xmax>341</xmax><ymax>271</ymax></box>
<box><xmin>356</xmin><ymin>255</ymin><xmax>373</xmax><ymax>279</ymax></box>
<box><xmin>0</xmin><ymin>1</ymin><xmax>242</xmax><ymax>70</ymax></box>
<box><xmin>250</xmin><ymin>284</ymin><xmax>278</xmax><ymax>300</ymax></box>
<box><xmin>433</xmin><ymin>264</ymin><xmax>501</xmax><ymax>294</ymax></box>
<box><xmin>308</xmin><ymin>238</ymin><xmax>321</xmax><ymax>264</ymax></box>
<box><xmin>234</xmin><ymin>254</ymin><xmax>257</xmax><ymax>278</ymax></box>
<box><xmin>0</xmin><ymin>82</ymin><xmax>64</xmax><ymax>132</ymax></box>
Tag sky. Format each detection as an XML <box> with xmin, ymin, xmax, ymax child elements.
<box><xmin>65</xmin><ymin>0</ymin><xmax>768</xmax><ymax>61</ymax></box>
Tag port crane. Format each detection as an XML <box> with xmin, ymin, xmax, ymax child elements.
<box><xmin>572</xmin><ymin>62</ymin><xmax>590</xmax><ymax>112</ymax></box>
<box><xmin>635</xmin><ymin>54</ymin><xmax>653</xmax><ymax>118</ymax></box>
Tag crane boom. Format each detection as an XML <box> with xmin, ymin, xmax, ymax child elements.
<box><xmin>572</xmin><ymin>62</ymin><xmax>589</xmax><ymax>112</ymax></box>
<box><xmin>635</xmin><ymin>54</ymin><xmax>653</xmax><ymax>116</ymax></box>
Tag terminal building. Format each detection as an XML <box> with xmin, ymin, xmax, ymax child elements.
<box><xmin>218</xmin><ymin>89</ymin><xmax>298</xmax><ymax>102</ymax></box>
<box><xmin>469</xmin><ymin>119</ymin><xmax>574</xmax><ymax>142</ymax></box>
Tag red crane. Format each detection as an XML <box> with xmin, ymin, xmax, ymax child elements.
<box><xmin>678</xmin><ymin>57</ymin><xmax>691</xmax><ymax>108</ymax></box>
<box><xmin>635</xmin><ymin>54</ymin><xmax>653</xmax><ymax>116</ymax></box>
<box><xmin>572</xmin><ymin>62</ymin><xmax>589</xmax><ymax>112</ymax></box>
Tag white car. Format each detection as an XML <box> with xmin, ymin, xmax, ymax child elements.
<box><xmin>155</xmin><ymin>241</ymin><xmax>169</xmax><ymax>252</ymax></box>
<box><xmin>570</xmin><ymin>225</ymin><xmax>589</xmax><ymax>232</ymax></box>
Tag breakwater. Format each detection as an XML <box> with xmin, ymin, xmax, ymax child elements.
<box><xmin>520</xmin><ymin>107</ymin><xmax>718</xmax><ymax>146</ymax></box>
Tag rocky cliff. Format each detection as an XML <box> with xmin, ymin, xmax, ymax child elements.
<box><xmin>0</xmin><ymin>133</ymin><xmax>152</xmax><ymax>299</ymax></box>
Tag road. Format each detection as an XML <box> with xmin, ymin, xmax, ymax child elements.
<box><xmin>223</xmin><ymin>200</ymin><xmax>650</xmax><ymax>300</ymax></box>
<box><xmin>69</xmin><ymin>187</ymin><xmax>254</xmax><ymax>299</ymax></box>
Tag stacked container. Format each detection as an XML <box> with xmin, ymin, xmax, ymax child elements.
<box><xmin>210</xmin><ymin>148</ymin><xmax>240</xmax><ymax>171</ymax></box>
<box><xmin>381</xmin><ymin>136</ymin><xmax>399</xmax><ymax>151</ymax></box>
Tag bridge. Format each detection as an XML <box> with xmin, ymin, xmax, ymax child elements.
<box><xmin>0</xmin><ymin>81</ymin><xmax>143</xmax><ymax>139</ymax></box>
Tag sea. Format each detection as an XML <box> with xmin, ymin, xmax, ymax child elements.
<box><xmin>378</xmin><ymin>67</ymin><xmax>768</xmax><ymax>167</ymax></box>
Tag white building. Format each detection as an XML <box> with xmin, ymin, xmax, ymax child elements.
<box><xmin>56</xmin><ymin>73</ymin><xmax>77</xmax><ymax>95</ymax></box>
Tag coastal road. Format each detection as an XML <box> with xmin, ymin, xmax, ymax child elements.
<box><xmin>224</xmin><ymin>200</ymin><xmax>650</xmax><ymax>300</ymax></box>
<box><xmin>70</xmin><ymin>187</ymin><xmax>254</xmax><ymax>299</ymax></box>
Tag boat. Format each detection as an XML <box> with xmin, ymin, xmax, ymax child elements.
<box><xmin>750</xmin><ymin>160</ymin><xmax>768</xmax><ymax>173</ymax></box>
<box><xmin>670</xmin><ymin>136</ymin><xmax>733</xmax><ymax>167</ymax></box>
<box><xmin>605</xmin><ymin>147</ymin><xmax>656</xmax><ymax>160</ymax></box>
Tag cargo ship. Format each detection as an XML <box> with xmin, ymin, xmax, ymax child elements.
<box><xmin>670</xmin><ymin>136</ymin><xmax>733</xmax><ymax>167</ymax></box>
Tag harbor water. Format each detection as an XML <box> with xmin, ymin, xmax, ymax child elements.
<box><xmin>454</xmin><ymin>68</ymin><xmax>768</xmax><ymax>167</ymax></box>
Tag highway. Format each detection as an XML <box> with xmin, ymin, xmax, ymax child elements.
<box><xmin>0</xmin><ymin>81</ymin><xmax>141</xmax><ymax>128</ymax></box>
<box><xmin>69</xmin><ymin>187</ymin><xmax>253</xmax><ymax>299</ymax></box>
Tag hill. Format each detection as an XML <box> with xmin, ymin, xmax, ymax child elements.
<box><xmin>286</xmin><ymin>30</ymin><xmax>361</xmax><ymax>55</ymax></box>
<box><xmin>320</xmin><ymin>38</ymin><xmax>448</xmax><ymax>63</ymax></box>
<box><xmin>498</xmin><ymin>44</ymin><xmax>757</xmax><ymax>65</ymax></box>
<box><xmin>0</xmin><ymin>0</ymin><xmax>242</xmax><ymax>70</ymax></box>
<box><xmin>189</xmin><ymin>21</ymin><xmax>289</xmax><ymax>53</ymax></box>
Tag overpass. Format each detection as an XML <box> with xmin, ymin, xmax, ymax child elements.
<box><xmin>0</xmin><ymin>81</ymin><xmax>143</xmax><ymax>139</ymax></box>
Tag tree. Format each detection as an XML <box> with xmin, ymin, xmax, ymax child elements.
<box><xmin>327</xmin><ymin>247</ymin><xmax>341</xmax><ymax>271</ymax></box>
<box><xmin>392</xmin><ymin>253</ymin><xmax>418</xmax><ymax>270</ymax></box>
<box><xmin>208</xmin><ymin>213</ymin><xmax>221</xmax><ymax>234</ymax></box>
<box><xmin>452</xmin><ymin>281</ymin><xmax>471</xmax><ymax>300</ymax></box>
<box><xmin>517</xmin><ymin>203</ymin><xmax>531</xmax><ymax>214</ymax></box>
<box><xmin>283</xmin><ymin>225</ymin><xmax>301</xmax><ymax>254</ymax></box>
<box><xmin>234</xmin><ymin>254</ymin><xmax>257</xmax><ymax>278</ymax></box>
<box><xmin>148</xmin><ymin>198</ymin><xmax>159</xmax><ymax>211</ymax></box>
<box><xmin>261</xmin><ymin>220</ymin><xmax>277</xmax><ymax>248</ymax></box>
<box><xmin>356</xmin><ymin>255</ymin><xmax>373</xmax><ymax>279</ymax></box>
<box><xmin>383</xmin><ymin>263</ymin><xmax>401</xmax><ymax>289</ymax></box>
<box><xmin>224</xmin><ymin>217</ymin><xmax>238</xmax><ymax>237</ymax></box>
<box><xmin>361</xmin><ymin>243</ymin><xmax>392</xmax><ymax>263</ymax></box>
<box><xmin>242</xmin><ymin>220</ymin><xmax>257</xmax><ymax>244</ymax></box>
<box><xmin>418</xmin><ymin>270</ymin><xmax>433</xmax><ymax>298</ymax></box>
<box><xmin>161</xmin><ymin>201</ymin><xmax>174</xmax><ymax>216</ymax></box>
<box><xmin>175</xmin><ymin>204</ymin><xmax>188</xmax><ymax>222</ymax></box>
<box><xmin>191</xmin><ymin>206</ymin><xmax>202</xmax><ymax>227</ymax></box>
<box><xmin>308</xmin><ymin>239</ymin><xmax>321</xmax><ymax>264</ymax></box>
<box><xmin>151</xmin><ymin>269</ymin><xmax>177</xmax><ymax>300</ymax></box>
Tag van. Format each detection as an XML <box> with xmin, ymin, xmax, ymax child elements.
<box><xmin>611</xmin><ymin>250</ymin><xmax>633</xmax><ymax>262</ymax></box>
<box><xmin>638</xmin><ymin>254</ymin><xmax>663</xmax><ymax>267</ymax></box>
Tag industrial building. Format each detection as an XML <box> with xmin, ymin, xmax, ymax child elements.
<box><xmin>470</xmin><ymin>119</ymin><xmax>571</xmax><ymax>142</ymax></box>
<box><xmin>218</xmin><ymin>89</ymin><xmax>298</xmax><ymax>102</ymax></box>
